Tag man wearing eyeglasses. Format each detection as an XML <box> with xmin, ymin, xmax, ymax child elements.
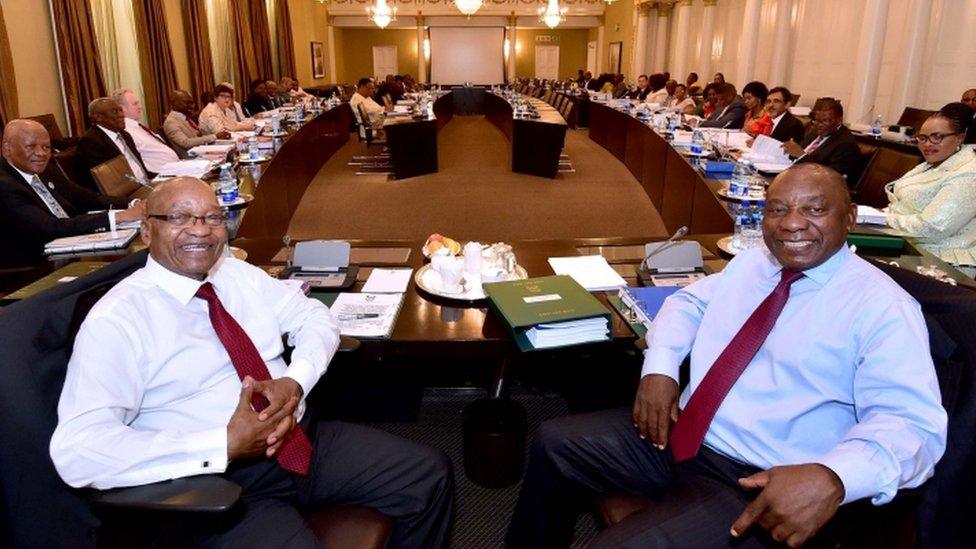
<box><xmin>50</xmin><ymin>177</ymin><xmax>455</xmax><ymax>547</ymax></box>
<box><xmin>782</xmin><ymin>98</ymin><xmax>862</xmax><ymax>184</ymax></box>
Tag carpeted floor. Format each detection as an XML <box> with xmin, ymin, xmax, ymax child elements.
<box><xmin>369</xmin><ymin>388</ymin><xmax>600</xmax><ymax>549</ymax></box>
<box><xmin>286</xmin><ymin>116</ymin><xmax>667</xmax><ymax>242</ymax></box>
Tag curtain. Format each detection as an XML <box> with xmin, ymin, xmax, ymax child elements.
<box><xmin>205</xmin><ymin>0</ymin><xmax>236</xmax><ymax>92</ymax></box>
<box><xmin>183</xmin><ymin>0</ymin><xmax>216</xmax><ymax>104</ymax></box>
<box><xmin>230</xmin><ymin>0</ymin><xmax>274</xmax><ymax>94</ymax></box>
<box><xmin>275</xmin><ymin>0</ymin><xmax>296</xmax><ymax>80</ymax></box>
<box><xmin>265</xmin><ymin>0</ymin><xmax>278</xmax><ymax>80</ymax></box>
<box><xmin>90</xmin><ymin>0</ymin><xmax>145</xmax><ymax>113</ymax></box>
<box><xmin>133</xmin><ymin>0</ymin><xmax>178</xmax><ymax>128</ymax></box>
<box><xmin>248</xmin><ymin>0</ymin><xmax>274</xmax><ymax>81</ymax></box>
<box><xmin>51</xmin><ymin>0</ymin><xmax>108</xmax><ymax>135</ymax></box>
<box><xmin>0</xmin><ymin>4</ymin><xmax>18</xmax><ymax>127</ymax></box>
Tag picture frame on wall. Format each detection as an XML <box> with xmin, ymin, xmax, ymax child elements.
<box><xmin>609</xmin><ymin>42</ymin><xmax>622</xmax><ymax>74</ymax></box>
<box><xmin>311</xmin><ymin>41</ymin><xmax>325</xmax><ymax>79</ymax></box>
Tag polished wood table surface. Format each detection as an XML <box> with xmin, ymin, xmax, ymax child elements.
<box><xmin>484</xmin><ymin>91</ymin><xmax>568</xmax><ymax>179</ymax></box>
<box><xmin>382</xmin><ymin>92</ymin><xmax>455</xmax><ymax>180</ymax></box>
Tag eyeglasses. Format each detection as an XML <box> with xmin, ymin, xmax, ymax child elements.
<box><xmin>147</xmin><ymin>213</ymin><xmax>228</xmax><ymax>226</ymax></box>
<box><xmin>914</xmin><ymin>132</ymin><xmax>962</xmax><ymax>145</ymax></box>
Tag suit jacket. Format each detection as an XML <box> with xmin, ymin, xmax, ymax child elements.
<box><xmin>770</xmin><ymin>111</ymin><xmax>806</xmax><ymax>143</ymax></box>
<box><xmin>244</xmin><ymin>93</ymin><xmax>274</xmax><ymax>117</ymax></box>
<box><xmin>75</xmin><ymin>126</ymin><xmax>153</xmax><ymax>192</ymax></box>
<box><xmin>965</xmin><ymin>113</ymin><xmax>975</xmax><ymax>144</ymax></box>
<box><xmin>584</xmin><ymin>79</ymin><xmax>599</xmax><ymax>91</ymax></box>
<box><xmin>162</xmin><ymin>111</ymin><xmax>214</xmax><ymax>159</ymax></box>
<box><xmin>795</xmin><ymin>125</ymin><xmax>863</xmax><ymax>184</ymax></box>
<box><xmin>0</xmin><ymin>159</ymin><xmax>114</xmax><ymax>267</ymax></box>
<box><xmin>699</xmin><ymin>96</ymin><xmax>747</xmax><ymax>129</ymax></box>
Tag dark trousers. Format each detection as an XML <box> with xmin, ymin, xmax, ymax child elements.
<box><xmin>506</xmin><ymin>407</ymin><xmax>771</xmax><ymax>549</ymax></box>
<box><xmin>193</xmin><ymin>420</ymin><xmax>454</xmax><ymax>549</ymax></box>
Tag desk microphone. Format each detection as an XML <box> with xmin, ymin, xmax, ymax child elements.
<box><xmin>642</xmin><ymin>226</ymin><xmax>688</xmax><ymax>270</ymax></box>
<box><xmin>124</xmin><ymin>174</ymin><xmax>153</xmax><ymax>188</ymax></box>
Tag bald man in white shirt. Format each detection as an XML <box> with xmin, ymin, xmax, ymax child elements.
<box><xmin>112</xmin><ymin>89</ymin><xmax>180</xmax><ymax>173</ymax></box>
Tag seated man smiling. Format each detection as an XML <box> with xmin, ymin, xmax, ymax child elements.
<box><xmin>506</xmin><ymin>164</ymin><xmax>947</xmax><ymax>548</ymax></box>
<box><xmin>51</xmin><ymin>178</ymin><xmax>454</xmax><ymax>548</ymax></box>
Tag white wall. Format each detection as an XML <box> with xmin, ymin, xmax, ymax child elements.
<box><xmin>636</xmin><ymin>0</ymin><xmax>976</xmax><ymax>124</ymax></box>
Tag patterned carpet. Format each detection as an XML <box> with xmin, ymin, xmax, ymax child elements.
<box><xmin>369</xmin><ymin>388</ymin><xmax>600</xmax><ymax>548</ymax></box>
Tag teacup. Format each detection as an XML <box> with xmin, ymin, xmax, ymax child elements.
<box><xmin>439</xmin><ymin>258</ymin><xmax>464</xmax><ymax>294</ymax></box>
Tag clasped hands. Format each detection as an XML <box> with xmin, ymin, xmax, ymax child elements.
<box><xmin>632</xmin><ymin>374</ymin><xmax>845</xmax><ymax>547</ymax></box>
<box><xmin>227</xmin><ymin>376</ymin><xmax>303</xmax><ymax>461</ymax></box>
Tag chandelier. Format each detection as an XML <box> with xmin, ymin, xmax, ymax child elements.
<box><xmin>538</xmin><ymin>0</ymin><xmax>568</xmax><ymax>29</ymax></box>
<box><xmin>366</xmin><ymin>0</ymin><xmax>397</xmax><ymax>29</ymax></box>
<box><xmin>454</xmin><ymin>0</ymin><xmax>483</xmax><ymax>17</ymax></box>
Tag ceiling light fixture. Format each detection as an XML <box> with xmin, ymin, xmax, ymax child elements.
<box><xmin>366</xmin><ymin>0</ymin><xmax>397</xmax><ymax>29</ymax></box>
<box><xmin>538</xmin><ymin>0</ymin><xmax>568</xmax><ymax>29</ymax></box>
<box><xmin>453</xmin><ymin>0</ymin><xmax>483</xmax><ymax>17</ymax></box>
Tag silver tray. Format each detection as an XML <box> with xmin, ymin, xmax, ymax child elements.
<box><xmin>414</xmin><ymin>263</ymin><xmax>528</xmax><ymax>302</ymax></box>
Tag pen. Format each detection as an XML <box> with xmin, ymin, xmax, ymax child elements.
<box><xmin>337</xmin><ymin>313</ymin><xmax>381</xmax><ymax>321</ymax></box>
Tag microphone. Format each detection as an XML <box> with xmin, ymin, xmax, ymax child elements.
<box><xmin>642</xmin><ymin>226</ymin><xmax>689</xmax><ymax>271</ymax></box>
<box><xmin>124</xmin><ymin>174</ymin><xmax>153</xmax><ymax>188</ymax></box>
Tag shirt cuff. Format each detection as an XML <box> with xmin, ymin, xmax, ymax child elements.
<box><xmin>206</xmin><ymin>135</ymin><xmax>216</xmax><ymax>143</ymax></box>
<box><xmin>640</xmin><ymin>346</ymin><xmax>682</xmax><ymax>382</ymax></box>
<box><xmin>183</xmin><ymin>426</ymin><xmax>229</xmax><ymax>475</ymax></box>
<box><xmin>284</xmin><ymin>357</ymin><xmax>318</xmax><ymax>402</ymax></box>
<box><xmin>815</xmin><ymin>440</ymin><xmax>888</xmax><ymax>505</ymax></box>
<box><xmin>107</xmin><ymin>209</ymin><xmax>119</xmax><ymax>232</ymax></box>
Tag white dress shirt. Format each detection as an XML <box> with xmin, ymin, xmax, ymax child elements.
<box><xmin>643</xmin><ymin>245</ymin><xmax>946</xmax><ymax>505</ymax></box>
<box><xmin>10</xmin><ymin>164</ymin><xmax>121</xmax><ymax>229</ymax></box>
<box><xmin>770</xmin><ymin>111</ymin><xmax>786</xmax><ymax>133</ymax></box>
<box><xmin>349</xmin><ymin>92</ymin><xmax>385</xmax><ymax>128</ymax></box>
<box><xmin>50</xmin><ymin>255</ymin><xmax>340</xmax><ymax>489</ymax></box>
<box><xmin>97</xmin><ymin>125</ymin><xmax>148</xmax><ymax>181</ymax></box>
<box><xmin>646</xmin><ymin>89</ymin><xmax>669</xmax><ymax>106</ymax></box>
<box><xmin>123</xmin><ymin>117</ymin><xmax>179</xmax><ymax>173</ymax></box>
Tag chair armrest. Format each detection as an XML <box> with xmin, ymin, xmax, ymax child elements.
<box><xmin>338</xmin><ymin>335</ymin><xmax>360</xmax><ymax>352</ymax></box>
<box><xmin>88</xmin><ymin>475</ymin><xmax>242</xmax><ymax>513</ymax></box>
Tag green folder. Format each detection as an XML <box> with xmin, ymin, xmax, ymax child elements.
<box><xmin>483</xmin><ymin>275</ymin><xmax>612</xmax><ymax>352</ymax></box>
<box><xmin>2</xmin><ymin>262</ymin><xmax>110</xmax><ymax>301</ymax></box>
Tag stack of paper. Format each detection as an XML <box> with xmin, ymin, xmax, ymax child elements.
<box><xmin>548</xmin><ymin>255</ymin><xmax>627</xmax><ymax>291</ymax></box>
<box><xmin>44</xmin><ymin>229</ymin><xmax>138</xmax><ymax>255</ymax></box>
<box><xmin>330</xmin><ymin>292</ymin><xmax>405</xmax><ymax>338</ymax></box>
<box><xmin>526</xmin><ymin>317</ymin><xmax>609</xmax><ymax>350</ymax></box>
<box><xmin>188</xmin><ymin>143</ymin><xmax>234</xmax><ymax>157</ymax></box>
<box><xmin>747</xmin><ymin>134</ymin><xmax>793</xmax><ymax>171</ymax></box>
<box><xmin>156</xmin><ymin>159</ymin><xmax>215</xmax><ymax>178</ymax></box>
<box><xmin>361</xmin><ymin>268</ymin><xmax>412</xmax><ymax>293</ymax></box>
<box><xmin>856</xmin><ymin>205</ymin><xmax>887</xmax><ymax>225</ymax></box>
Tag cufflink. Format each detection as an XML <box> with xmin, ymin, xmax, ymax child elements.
<box><xmin>48</xmin><ymin>182</ymin><xmax>55</xmax><ymax>189</ymax></box>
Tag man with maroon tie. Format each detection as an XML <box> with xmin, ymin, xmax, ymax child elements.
<box><xmin>51</xmin><ymin>178</ymin><xmax>454</xmax><ymax>548</ymax></box>
<box><xmin>506</xmin><ymin>164</ymin><xmax>946</xmax><ymax>548</ymax></box>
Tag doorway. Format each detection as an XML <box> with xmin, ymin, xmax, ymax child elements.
<box><xmin>535</xmin><ymin>45</ymin><xmax>559</xmax><ymax>80</ymax></box>
<box><xmin>372</xmin><ymin>45</ymin><xmax>398</xmax><ymax>79</ymax></box>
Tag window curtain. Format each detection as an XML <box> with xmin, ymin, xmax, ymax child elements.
<box><xmin>90</xmin><ymin>0</ymin><xmax>145</xmax><ymax>112</ymax></box>
<box><xmin>133</xmin><ymin>0</ymin><xmax>178</xmax><ymax>128</ymax></box>
<box><xmin>0</xmin><ymin>5</ymin><xmax>18</xmax><ymax>127</ymax></box>
<box><xmin>274</xmin><ymin>0</ymin><xmax>296</xmax><ymax>80</ymax></box>
<box><xmin>205</xmin><ymin>0</ymin><xmax>236</xmax><ymax>93</ymax></box>
<box><xmin>182</xmin><ymin>0</ymin><xmax>216</xmax><ymax>104</ymax></box>
<box><xmin>51</xmin><ymin>0</ymin><xmax>108</xmax><ymax>135</ymax></box>
<box><xmin>265</xmin><ymin>0</ymin><xmax>279</xmax><ymax>80</ymax></box>
<box><xmin>230</xmin><ymin>0</ymin><xmax>275</xmax><ymax>94</ymax></box>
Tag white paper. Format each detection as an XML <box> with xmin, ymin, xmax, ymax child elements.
<box><xmin>548</xmin><ymin>256</ymin><xmax>627</xmax><ymax>292</ymax></box>
<box><xmin>156</xmin><ymin>159</ymin><xmax>215</xmax><ymax>177</ymax></box>
<box><xmin>748</xmin><ymin>134</ymin><xmax>792</xmax><ymax>165</ymax></box>
<box><xmin>361</xmin><ymin>268</ymin><xmax>413</xmax><ymax>293</ymax></box>
<box><xmin>188</xmin><ymin>143</ymin><xmax>234</xmax><ymax>157</ymax></box>
<box><xmin>330</xmin><ymin>292</ymin><xmax>404</xmax><ymax>338</ymax></box>
<box><xmin>856</xmin><ymin>205</ymin><xmax>887</xmax><ymax>225</ymax></box>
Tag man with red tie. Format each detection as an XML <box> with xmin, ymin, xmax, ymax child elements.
<box><xmin>782</xmin><ymin>98</ymin><xmax>863</xmax><ymax>184</ymax></box>
<box><xmin>51</xmin><ymin>178</ymin><xmax>454</xmax><ymax>548</ymax></box>
<box><xmin>506</xmin><ymin>164</ymin><xmax>946</xmax><ymax>548</ymax></box>
<box><xmin>163</xmin><ymin>90</ymin><xmax>231</xmax><ymax>159</ymax></box>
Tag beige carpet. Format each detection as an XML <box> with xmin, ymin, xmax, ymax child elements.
<box><xmin>286</xmin><ymin>116</ymin><xmax>666</xmax><ymax>242</ymax></box>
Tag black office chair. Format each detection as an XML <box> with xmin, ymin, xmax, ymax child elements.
<box><xmin>0</xmin><ymin>250</ymin><xmax>393</xmax><ymax>549</ymax></box>
<box><xmin>593</xmin><ymin>264</ymin><xmax>976</xmax><ymax>548</ymax></box>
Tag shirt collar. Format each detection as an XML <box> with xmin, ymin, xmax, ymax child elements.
<box><xmin>145</xmin><ymin>254</ymin><xmax>227</xmax><ymax>306</ymax></box>
<box><xmin>760</xmin><ymin>244</ymin><xmax>852</xmax><ymax>287</ymax></box>
<box><xmin>772</xmin><ymin>112</ymin><xmax>786</xmax><ymax>124</ymax></box>
<box><xmin>98</xmin><ymin>124</ymin><xmax>121</xmax><ymax>142</ymax></box>
<box><xmin>9</xmin><ymin>164</ymin><xmax>39</xmax><ymax>184</ymax></box>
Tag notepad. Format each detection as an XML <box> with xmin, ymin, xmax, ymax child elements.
<box><xmin>44</xmin><ymin>229</ymin><xmax>138</xmax><ymax>255</ymax></box>
<box><xmin>618</xmin><ymin>286</ymin><xmax>681</xmax><ymax>328</ymax></box>
<box><xmin>547</xmin><ymin>255</ymin><xmax>627</xmax><ymax>292</ymax></box>
<box><xmin>361</xmin><ymin>268</ymin><xmax>412</xmax><ymax>293</ymax></box>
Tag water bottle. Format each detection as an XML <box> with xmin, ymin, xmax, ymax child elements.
<box><xmin>247</xmin><ymin>136</ymin><xmax>259</xmax><ymax>160</ymax></box>
<box><xmin>750</xmin><ymin>200</ymin><xmax>766</xmax><ymax>248</ymax></box>
<box><xmin>218</xmin><ymin>163</ymin><xmax>238</xmax><ymax>204</ymax></box>
<box><xmin>295</xmin><ymin>103</ymin><xmax>304</xmax><ymax>124</ymax></box>
<box><xmin>691</xmin><ymin>128</ymin><xmax>705</xmax><ymax>155</ymax></box>
<box><xmin>871</xmin><ymin>115</ymin><xmax>883</xmax><ymax>139</ymax></box>
<box><xmin>272</xmin><ymin>136</ymin><xmax>283</xmax><ymax>154</ymax></box>
<box><xmin>730</xmin><ymin>158</ymin><xmax>751</xmax><ymax>198</ymax></box>
<box><xmin>271</xmin><ymin>113</ymin><xmax>281</xmax><ymax>134</ymax></box>
<box><xmin>732</xmin><ymin>200</ymin><xmax>750</xmax><ymax>250</ymax></box>
<box><xmin>667</xmin><ymin>112</ymin><xmax>679</xmax><ymax>133</ymax></box>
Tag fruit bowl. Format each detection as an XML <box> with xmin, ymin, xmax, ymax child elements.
<box><xmin>422</xmin><ymin>233</ymin><xmax>462</xmax><ymax>258</ymax></box>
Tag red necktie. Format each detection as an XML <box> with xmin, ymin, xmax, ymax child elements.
<box><xmin>186</xmin><ymin>117</ymin><xmax>203</xmax><ymax>136</ymax></box>
<box><xmin>670</xmin><ymin>269</ymin><xmax>805</xmax><ymax>462</ymax></box>
<box><xmin>139</xmin><ymin>122</ymin><xmax>169</xmax><ymax>145</ymax></box>
<box><xmin>195</xmin><ymin>282</ymin><xmax>312</xmax><ymax>475</ymax></box>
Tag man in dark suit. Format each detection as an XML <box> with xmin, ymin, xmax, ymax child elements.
<box><xmin>76</xmin><ymin>98</ymin><xmax>154</xmax><ymax>192</ymax></box>
<box><xmin>699</xmin><ymin>83</ymin><xmax>747</xmax><ymax>129</ymax></box>
<box><xmin>783</xmin><ymin>98</ymin><xmax>863</xmax><ymax>184</ymax></box>
<box><xmin>961</xmin><ymin>88</ymin><xmax>976</xmax><ymax>144</ymax></box>
<box><xmin>583</xmin><ymin>71</ymin><xmax>598</xmax><ymax>91</ymax></box>
<box><xmin>0</xmin><ymin>119</ymin><xmax>144</xmax><ymax>266</ymax></box>
<box><xmin>766</xmin><ymin>87</ymin><xmax>805</xmax><ymax>143</ymax></box>
<box><xmin>630</xmin><ymin>75</ymin><xmax>651</xmax><ymax>101</ymax></box>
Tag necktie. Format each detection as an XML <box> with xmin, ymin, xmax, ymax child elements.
<box><xmin>670</xmin><ymin>269</ymin><xmax>805</xmax><ymax>462</ymax></box>
<box><xmin>195</xmin><ymin>282</ymin><xmax>313</xmax><ymax>475</ymax></box>
<box><xmin>804</xmin><ymin>135</ymin><xmax>826</xmax><ymax>154</ymax></box>
<box><xmin>186</xmin><ymin>116</ymin><xmax>202</xmax><ymax>136</ymax></box>
<box><xmin>28</xmin><ymin>175</ymin><xmax>69</xmax><ymax>218</ymax></box>
<box><xmin>138</xmin><ymin>122</ymin><xmax>168</xmax><ymax>145</ymax></box>
<box><xmin>115</xmin><ymin>133</ymin><xmax>148</xmax><ymax>181</ymax></box>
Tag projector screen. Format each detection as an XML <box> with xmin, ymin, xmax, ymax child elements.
<box><xmin>429</xmin><ymin>27</ymin><xmax>504</xmax><ymax>85</ymax></box>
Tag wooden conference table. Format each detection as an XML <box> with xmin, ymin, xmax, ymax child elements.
<box><xmin>382</xmin><ymin>91</ymin><xmax>455</xmax><ymax>180</ymax></box>
<box><xmin>484</xmin><ymin>91</ymin><xmax>568</xmax><ymax>179</ymax></box>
